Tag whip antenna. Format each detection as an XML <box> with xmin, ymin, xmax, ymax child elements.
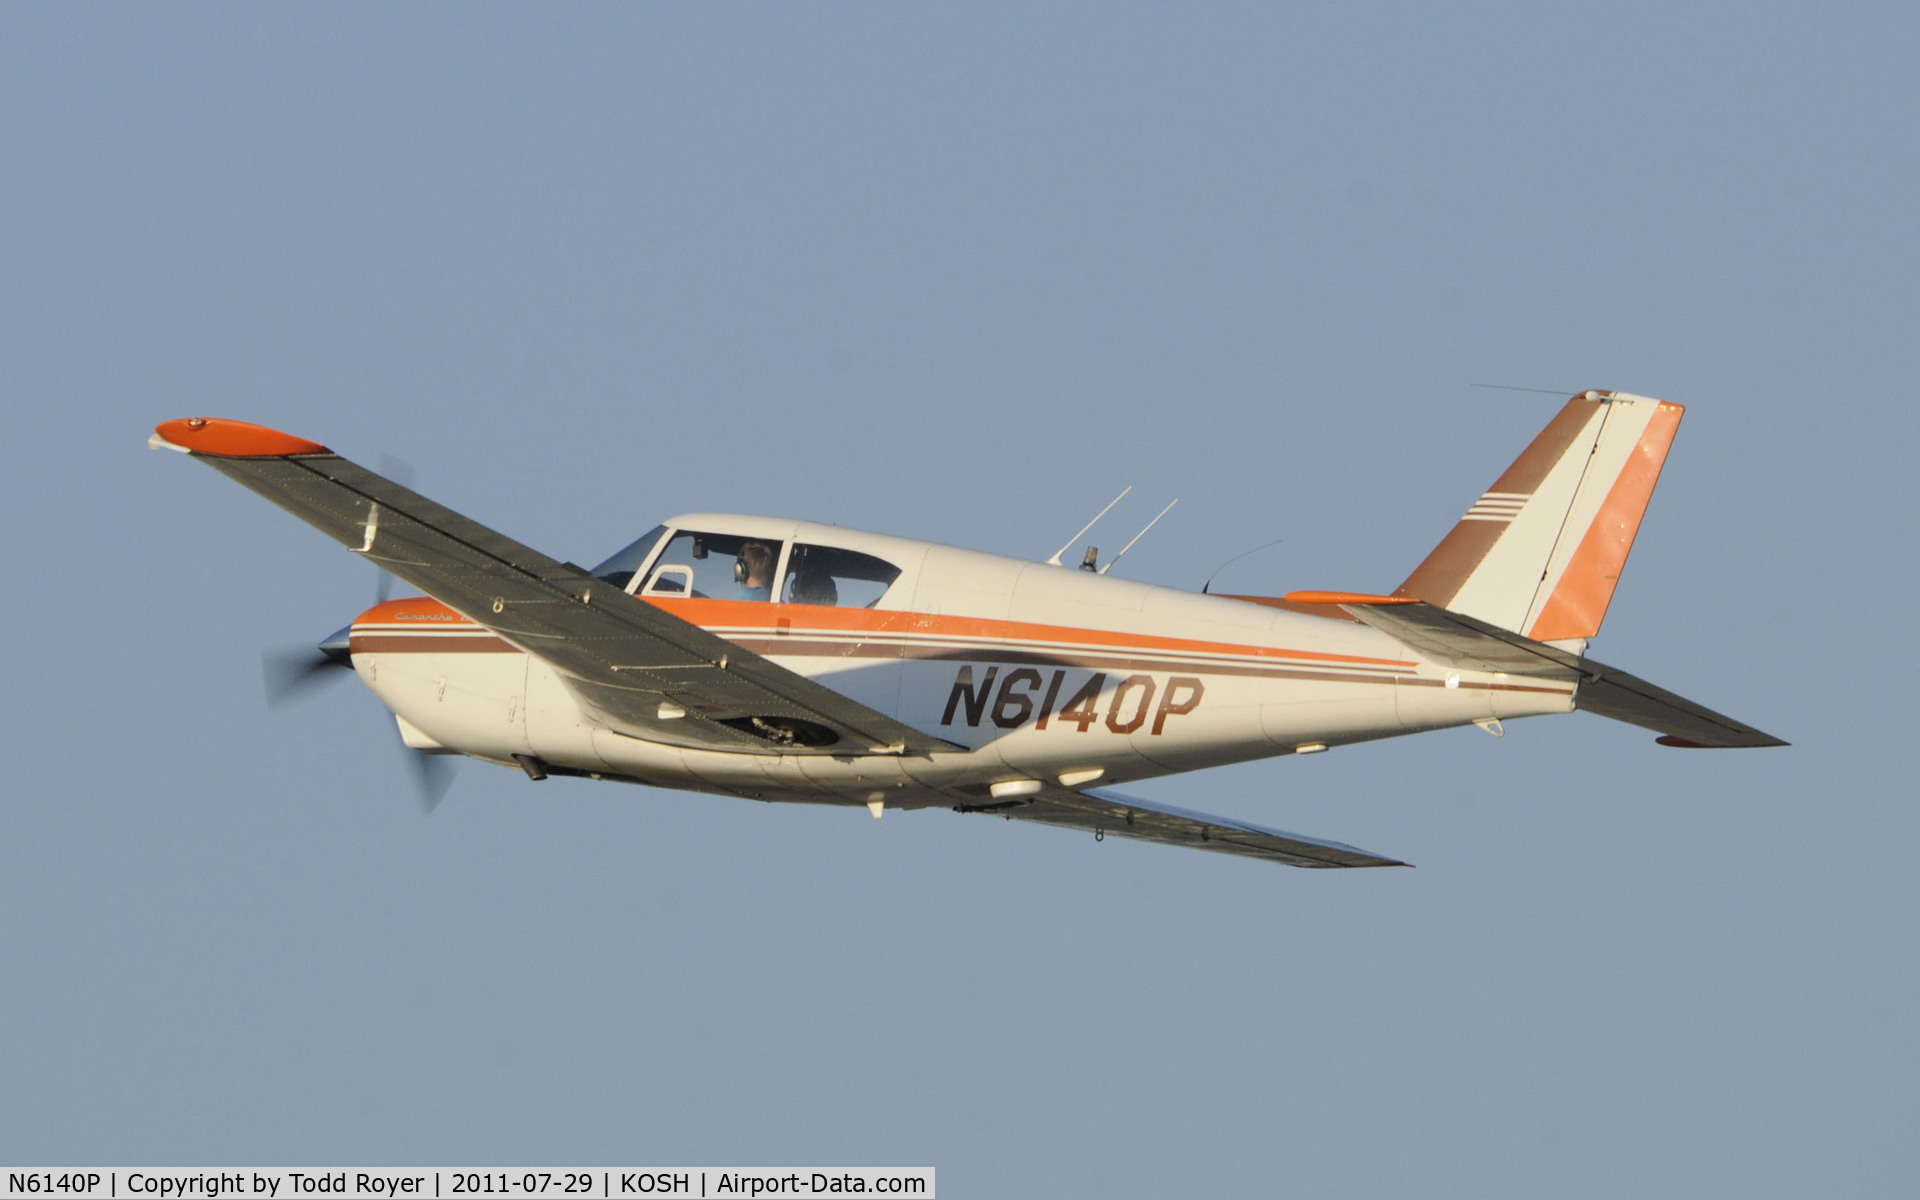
<box><xmin>1468</xmin><ymin>382</ymin><xmax>1578</xmax><ymax>397</ymax></box>
<box><xmin>1046</xmin><ymin>485</ymin><xmax>1131</xmax><ymax>566</ymax></box>
<box><xmin>1200</xmin><ymin>536</ymin><xmax>1285</xmax><ymax>594</ymax></box>
<box><xmin>1099</xmin><ymin>499</ymin><xmax>1178</xmax><ymax>576</ymax></box>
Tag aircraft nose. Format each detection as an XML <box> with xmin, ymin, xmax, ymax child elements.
<box><xmin>318</xmin><ymin>624</ymin><xmax>353</xmax><ymax>665</ymax></box>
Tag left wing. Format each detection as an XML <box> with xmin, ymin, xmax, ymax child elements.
<box><xmin>151</xmin><ymin>418</ymin><xmax>957</xmax><ymax>757</ymax></box>
<box><xmin>956</xmin><ymin>785</ymin><xmax>1409</xmax><ymax>868</ymax></box>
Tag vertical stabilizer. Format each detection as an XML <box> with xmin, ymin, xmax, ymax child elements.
<box><xmin>1393</xmin><ymin>391</ymin><xmax>1684</xmax><ymax>641</ymax></box>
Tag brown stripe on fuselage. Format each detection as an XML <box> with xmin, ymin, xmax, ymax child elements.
<box><xmin>726</xmin><ymin>636</ymin><xmax>1570</xmax><ymax>696</ymax></box>
<box><xmin>1394</xmin><ymin>395</ymin><xmax>1604</xmax><ymax>607</ymax></box>
<box><xmin>730</xmin><ymin>636</ymin><xmax>1403</xmax><ymax>686</ymax></box>
<box><xmin>351</xmin><ymin>629</ymin><xmax>1571</xmax><ymax>697</ymax></box>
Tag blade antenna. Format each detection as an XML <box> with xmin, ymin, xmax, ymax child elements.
<box><xmin>1098</xmin><ymin>499</ymin><xmax>1177</xmax><ymax>575</ymax></box>
<box><xmin>1046</xmin><ymin>486</ymin><xmax>1131</xmax><ymax>567</ymax></box>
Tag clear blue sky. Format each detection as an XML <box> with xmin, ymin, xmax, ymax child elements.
<box><xmin>4</xmin><ymin>5</ymin><xmax>1915</xmax><ymax>1195</ymax></box>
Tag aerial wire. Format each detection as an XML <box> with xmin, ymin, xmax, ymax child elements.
<box><xmin>1200</xmin><ymin>536</ymin><xmax>1286</xmax><ymax>594</ymax></box>
<box><xmin>1468</xmin><ymin>382</ymin><xmax>1579</xmax><ymax>396</ymax></box>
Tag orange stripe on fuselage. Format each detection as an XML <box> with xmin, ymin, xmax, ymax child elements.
<box><xmin>650</xmin><ymin>596</ymin><xmax>1412</xmax><ymax>667</ymax></box>
<box><xmin>356</xmin><ymin>598</ymin><xmax>473</xmax><ymax>625</ymax></box>
<box><xmin>347</xmin><ymin>594</ymin><xmax>1414</xmax><ymax>668</ymax></box>
<box><xmin>350</xmin><ymin>597</ymin><xmax>515</xmax><ymax>654</ymax></box>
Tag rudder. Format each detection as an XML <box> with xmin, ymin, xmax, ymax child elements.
<box><xmin>1393</xmin><ymin>391</ymin><xmax>1684</xmax><ymax>642</ymax></box>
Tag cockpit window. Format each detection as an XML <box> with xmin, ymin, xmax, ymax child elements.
<box><xmin>590</xmin><ymin>525</ymin><xmax>668</xmax><ymax>592</ymax></box>
<box><xmin>781</xmin><ymin>544</ymin><xmax>902</xmax><ymax>608</ymax></box>
<box><xmin>641</xmin><ymin>530</ymin><xmax>786</xmax><ymax>602</ymax></box>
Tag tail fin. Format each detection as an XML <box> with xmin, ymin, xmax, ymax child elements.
<box><xmin>1394</xmin><ymin>391</ymin><xmax>1684</xmax><ymax>642</ymax></box>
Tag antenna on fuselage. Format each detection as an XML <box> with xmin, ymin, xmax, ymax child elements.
<box><xmin>1199</xmin><ymin>536</ymin><xmax>1286</xmax><ymax>594</ymax></box>
<box><xmin>1046</xmin><ymin>485</ymin><xmax>1131</xmax><ymax>567</ymax></box>
<box><xmin>1098</xmin><ymin>499</ymin><xmax>1177</xmax><ymax>576</ymax></box>
<box><xmin>1467</xmin><ymin>382</ymin><xmax>1581</xmax><ymax>397</ymax></box>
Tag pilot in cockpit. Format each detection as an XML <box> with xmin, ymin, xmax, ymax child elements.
<box><xmin>734</xmin><ymin>540</ymin><xmax>776</xmax><ymax>601</ymax></box>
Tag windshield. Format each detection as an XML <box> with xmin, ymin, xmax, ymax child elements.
<box><xmin>589</xmin><ymin>525</ymin><xmax>668</xmax><ymax>591</ymax></box>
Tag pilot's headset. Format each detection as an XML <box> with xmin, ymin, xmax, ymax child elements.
<box><xmin>734</xmin><ymin>541</ymin><xmax>772</xmax><ymax>584</ymax></box>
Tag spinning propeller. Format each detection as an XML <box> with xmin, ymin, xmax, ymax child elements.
<box><xmin>261</xmin><ymin>626</ymin><xmax>354</xmax><ymax>709</ymax></box>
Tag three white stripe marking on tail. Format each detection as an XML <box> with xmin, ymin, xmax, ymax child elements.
<box><xmin>1462</xmin><ymin>492</ymin><xmax>1529</xmax><ymax>522</ymax></box>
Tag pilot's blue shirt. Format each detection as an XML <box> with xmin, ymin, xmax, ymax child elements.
<box><xmin>733</xmin><ymin>583</ymin><xmax>772</xmax><ymax>602</ymax></box>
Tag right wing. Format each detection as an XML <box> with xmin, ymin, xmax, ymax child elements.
<box><xmin>956</xmin><ymin>785</ymin><xmax>1409</xmax><ymax>868</ymax></box>
<box><xmin>152</xmin><ymin>418</ymin><xmax>958</xmax><ymax>757</ymax></box>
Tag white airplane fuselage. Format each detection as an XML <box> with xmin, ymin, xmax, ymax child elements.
<box><xmin>349</xmin><ymin>514</ymin><xmax>1575</xmax><ymax>810</ymax></box>
<box><xmin>155</xmin><ymin>393</ymin><xmax>1784</xmax><ymax>866</ymax></box>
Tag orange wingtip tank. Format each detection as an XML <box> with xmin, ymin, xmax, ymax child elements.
<box><xmin>151</xmin><ymin>418</ymin><xmax>329</xmax><ymax>458</ymax></box>
<box><xmin>1282</xmin><ymin>591</ymin><xmax>1420</xmax><ymax>606</ymax></box>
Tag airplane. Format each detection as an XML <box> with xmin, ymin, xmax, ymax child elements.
<box><xmin>150</xmin><ymin>390</ymin><xmax>1783</xmax><ymax>869</ymax></box>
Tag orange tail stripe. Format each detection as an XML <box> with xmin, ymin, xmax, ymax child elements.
<box><xmin>1527</xmin><ymin>402</ymin><xmax>1684</xmax><ymax>641</ymax></box>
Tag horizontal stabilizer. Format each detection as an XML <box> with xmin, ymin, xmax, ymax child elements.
<box><xmin>956</xmin><ymin>785</ymin><xmax>1409</xmax><ymax>868</ymax></box>
<box><xmin>1572</xmin><ymin>666</ymin><xmax>1787</xmax><ymax>749</ymax></box>
<box><xmin>1305</xmin><ymin>597</ymin><xmax>1786</xmax><ymax>749</ymax></box>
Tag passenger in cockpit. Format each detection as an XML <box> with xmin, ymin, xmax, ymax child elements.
<box><xmin>734</xmin><ymin>540</ymin><xmax>777</xmax><ymax>601</ymax></box>
<box><xmin>788</xmin><ymin>570</ymin><xmax>838</xmax><ymax>607</ymax></box>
